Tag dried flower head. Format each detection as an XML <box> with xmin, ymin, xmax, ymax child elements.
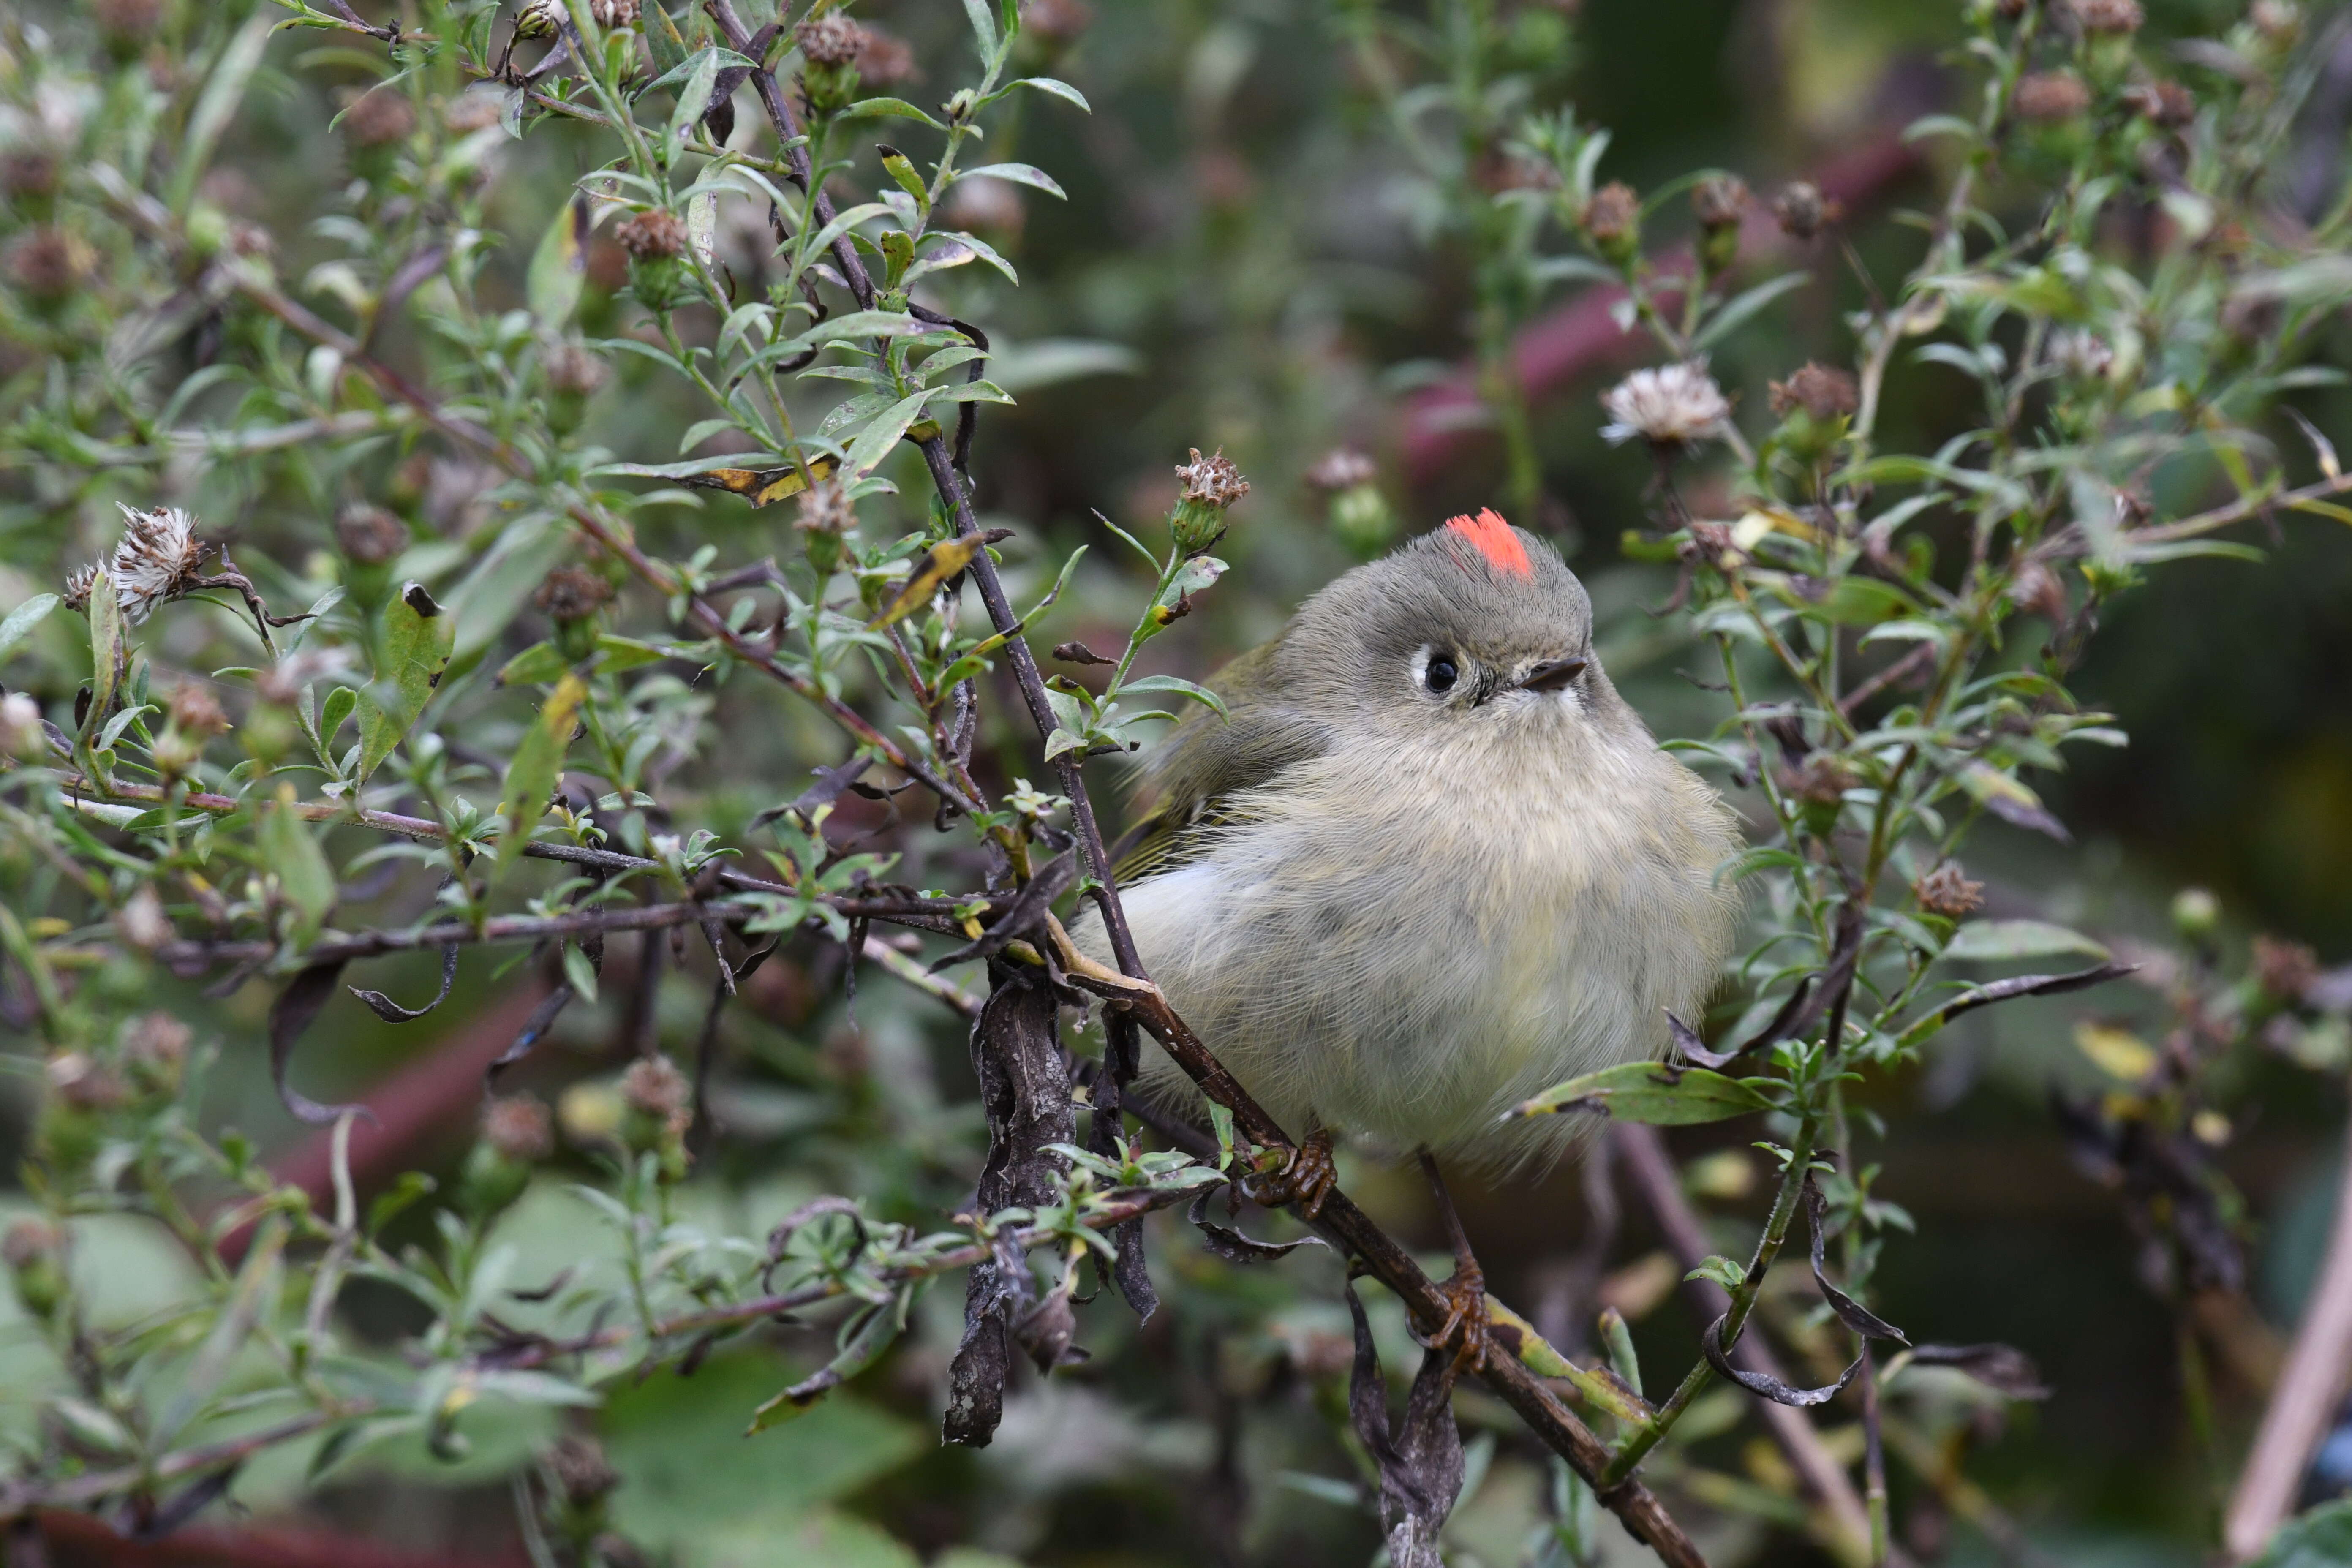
<box><xmin>60</xmin><ymin>564</ymin><xmax>97</xmax><ymax>614</ymax></box>
<box><xmin>335</xmin><ymin>502</ymin><xmax>408</xmax><ymax>566</ymax></box>
<box><xmin>613</xmin><ymin>209</ymin><xmax>687</xmax><ymax>261</ymax></box>
<box><xmin>1779</xmin><ymin>754</ymin><xmax>1858</xmax><ymax>808</ymax></box>
<box><xmin>1174</xmin><ymin>447</ymin><xmax>1251</xmax><ymax>510</ymax></box>
<box><xmin>1022</xmin><ymin>0</ymin><xmax>1095</xmax><ymax>42</ymax></box>
<box><xmin>122</xmin><ymin>1011</ymin><xmax>191</xmax><ymax>1084</ymax></box>
<box><xmin>547</xmin><ymin>1435</ymin><xmax>620</xmax><ymax>1506</ymax></box>
<box><xmin>340</xmin><ymin>88</ymin><xmax>417</xmax><ymax>149</ymax></box>
<box><xmin>1767</xmin><ymin>362</ymin><xmax>1859</xmax><ymax>421</ymax></box>
<box><xmin>1305</xmin><ymin>447</ymin><xmax>1378</xmax><ymax>492</ymax></box>
<box><xmin>483</xmin><ymin>1094</ymin><xmax>556</xmax><ymax>1162</ymax></box>
<box><xmin>544</xmin><ymin>343</ymin><xmax>611</xmax><ymax>398</ymax></box>
<box><xmin>1581</xmin><ymin>181</ymin><xmax>1639</xmax><ymax>244</ymax></box>
<box><xmin>2123</xmin><ymin>79</ymin><xmax>2196</xmax><ymax>128</ymax></box>
<box><xmin>794</xmin><ymin>12</ymin><xmax>871</xmax><ymax>66</ymax></box>
<box><xmin>2253</xmin><ymin>935</ymin><xmax>2319</xmax><ymax>1002</ymax></box>
<box><xmin>1</xmin><ymin>1219</ymin><xmax>60</xmax><ymax>1271</ymax></box>
<box><xmin>92</xmin><ymin>0</ymin><xmax>163</xmax><ymax>41</ymax></box>
<box><xmin>1691</xmin><ymin>174</ymin><xmax>1750</xmax><ymax>229</ymax></box>
<box><xmin>0</xmin><ymin>691</ymin><xmax>46</xmax><ymax>762</ymax></box>
<box><xmin>1914</xmin><ymin>863</ymin><xmax>1986</xmax><ymax>918</ymax></box>
<box><xmin>2014</xmin><ymin>71</ymin><xmax>2092</xmax><ymax>121</ymax></box>
<box><xmin>621</xmin><ymin>1055</ymin><xmax>692</xmax><ymax>1135</ymax></box>
<box><xmin>856</xmin><ymin>27</ymin><xmax>916</xmax><ymax>85</ymax></box>
<box><xmin>47</xmin><ymin>1052</ymin><xmax>127</xmax><ymax>1112</ymax></box>
<box><xmin>796</xmin><ymin>476</ymin><xmax>857</xmax><ymax>538</ymax></box>
<box><xmin>2</xmin><ymin>150</ymin><xmax>59</xmax><ymax>202</ymax></box>
<box><xmin>2006</xmin><ymin>557</ymin><xmax>2071</xmax><ymax>623</ymax></box>
<box><xmin>1772</xmin><ymin>181</ymin><xmax>1836</xmax><ymax>240</ymax></box>
<box><xmin>2249</xmin><ymin>0</ymin><xmax>2300</xmax><ymax>42</ymax></box>
<box><xmin>534</xmin><ymin>565</ymin><xmax>614</xmax><ymax>622</ymax></box>
<box><xmin>5</xmin><ymin>228</ymin><xmax>93</xmax><ymax>302</ymax></box>
<box><xmin>2047</xmin><ymin>327</ymin><xmax>2115</xmax><ymax>380</ymax></box>
<box><xmin>1600</xmin><ymin>360</ymin><xmax>1731</xmax><ymax>447</ymax></box>
<box><xmin>103</xmin><ymin>505</ymin><xmax>207</xmax><ymax>624</ymax></box>
<box><xmin>589</xmin><ymin>0</ymin><xmax>640</xmax><ymax>25</ymax></box>
<box><xmin>2070</xmin><ymin>0</ymin><xmax>2143</xmax><ymax>31</ymax></box>
<box><xmin>114</xmin><ymin>885</ymin><xmax>173</xmax><ymax>952</ymax></box>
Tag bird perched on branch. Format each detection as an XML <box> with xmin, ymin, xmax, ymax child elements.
<box><xmin>1081</xmin><ymin>509</ymin><xmax>1742</xmax><ymax>1194</ymax></box>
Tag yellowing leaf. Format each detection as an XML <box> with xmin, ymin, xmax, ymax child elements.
<box><xmin>868</xmin><ymin>533</ymin><xmax>997</xmax><ymax>629</ymax></box>
<box><xmin>2074</xmin><ymin>1021</ymin><xmax>2156</xmax><ymax>1082</ymax></box>
<box><xmin>496</xmin><ymin>672</ymin><xmax>586</xmax><ymax>878</ymax></box>
<box><xmin>681</xmin><ymin>455</ymin><xmax>841</xmax><ymax>508</ymax></box>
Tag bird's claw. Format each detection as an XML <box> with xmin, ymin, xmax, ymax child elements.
<box><xmin>1244</xmin><ymin>1126</ymin><xmax>1337</xmax><ymax>1221</ymax></box>
<box><xmin>1419</xmin><ymin>1255</ymin><xmax>1492</xmax><ymax>1375</ymax></box>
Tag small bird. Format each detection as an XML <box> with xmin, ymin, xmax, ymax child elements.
<box><xmin>1080</xmin><ymin>509</ymin><xmax>1742</xmax><ymax>1181</ymax></box>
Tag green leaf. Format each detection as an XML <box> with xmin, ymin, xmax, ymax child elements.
<box><xmin>644</xmin><ymin>1</ymin><xmax>689</xmax><ymax>75</ymax></box>
<box><xmin>497</xmin><ymin>641</ymin><xmax>571</xmax><ymax>688</ymax></box>
<box><xmin>1953</xmin><ymin>760</ymin><xmax>2070</xmax><ymax>841</ymax></box>
<box><xmin>317</xmin><ymin>685</ymin><xmax>359</xmax><ymax>757</ymax></box>
<box><xmin>170</xmin><ymin>12</ymin><xmax>275</xmax><ymax>214</ymax></box>
<box><xmin>842</xmin><ymin>390</ymin><xmax>936</xmax><ymax>480</ymax></box>
<box><xmin>496</xmin><ymin>672</ymin><xmax>588</xmax><ymax>878</ymax></box>
<box><xmin>594</xmin><ymin>634</ymin><xmax>672</xmax><ymax>672</ymax></box>
<box><xmin>366</xmin><ymin>1171</ymin><xmax>437</xmax><ymax>1237</ymax></box>
<box><xmin>528</xmin><ymin>197</ymin><xmax>589</xmax><ymax>330</ymax></box>
<box><xmin>258</xmin><ymin>785</ymin><xmax>338</xmax><ymax>945</ymax></box>
<box><xmin>1685</xmin><ymin>1255</ymin><xmax>1746</xmax><ymax>1291</ymax></box>
<box><xmin>0</xmin><ymin>593</ymin><xmax>60</xmax><ymax>663</ymax></box>
<box><xmin>1943</xmin><ymin>920</ymin><xmax>2110</xmax><ymax>963</ymax></box>
<box><xmin>960</xmin><ymin>0</ymin><xmax>999</xmax><ymax>54</ymax></box>
<box><xmin>83</xmin><ymin>569</ymin><xmax>123</xmax><ymax>747</ymax></box>
<box><xmin>449</xmin><ymin>516</ymin><xmax>571</xmax><ymax>663</ymax></box>
<box><xmin>357</xmin><ymin>583</ymin><xmax>453</xmax><ymax>783</ymax></box>
<box><xmin>1692</xmin><ymin>271</ymin><xmax>1810</xmax><ymax>351</ymax></box>
<box><xmin>1505</xmin><ymin>1061</ymin><xmax>1773</xmax><ymax>1125</ymax></box>
<box><xmin>2250</xmin><ymin>1500</ymin><xmax>2352</xmax><ymax>1568</ymax></box>
<box><xmin>956</xmin><ymin>163</ymin><xmax>1067</xmax><ymax>200</ymax></box>
<box><xmin>875</xmin><ymin>145</ymin><xmax>928</xmax><ymax>215</ymax></box>
<box><xmin>1002</xmin><ymin>76</ymin><xmax>1090</xmax><ymax>113</ymax></box>
<box><xmin>666</xmin><ymin>45</ymin><xmax>721</xmax><ymax>161</ymax></box>
<box><xmin>838</xmin><ymin>96</ymin><xmax>947</xmax><ymax>130</ymax></box>
<box><xmin>561</xmin><ymin>940</ymin><xmax>599</xmax><ymax>1004</ymax></box>
<box><xmin>1112</xmin><ymin>673</ymin><xmax>1226</xmax><ymax>719</ymax></box>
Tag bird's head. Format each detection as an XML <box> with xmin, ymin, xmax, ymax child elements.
<box><xmin>1265</xmin><ymin>509</ymin><xmax>1616</xmax><ymax>743</ymax></box>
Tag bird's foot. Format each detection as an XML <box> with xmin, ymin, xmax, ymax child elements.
<box><xmin>1421</xmin><ymin>1253</ymin><xmax>1492</xmax><ymax>1376</ymax></box>
<box><xmin>1245</xmin><ymin>1126</ymin><xmax>1337</xmax><ymax>1221</ymax></box>
<box><xmin>1415</xmin><ymin>1149</ymin><xmax>1490</xmax><ymax>1374</ymax></box>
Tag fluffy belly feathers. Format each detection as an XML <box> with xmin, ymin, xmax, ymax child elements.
<box><xmin>1081</xmin><ymin>732</ymin><xmax>1742</xmax><ymax>1171</ymax></box>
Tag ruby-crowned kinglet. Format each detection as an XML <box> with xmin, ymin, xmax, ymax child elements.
<box><xmin>1081</xmin><ymin>510</ymin><xmax>1741</xmax><ymax>1171</ymax></box>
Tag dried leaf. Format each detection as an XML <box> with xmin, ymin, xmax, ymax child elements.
<box><xmin>348</xmin><ymin>943</ymin><xmax>459</xmax><ymax>1022</ymax></box>
<box><xmin>270</xmin><ymin>961</ymin><xmax>374</xmax><ymax>1126</ymax></box>
<box><xmin>1187</xmin><ymin>1187</ymin><xmax>1328</xmax><ymax>1264</ymax></box>
<box><xmin>1802</xmin><ymin>1178</ymin><xmax>1908</xmax><ymax>1346</ymax></box>
<box><xmin>1343</xmin><ymin>1280</ymin><xmax>1465</xmax><ymax>1568</ymax></box>
<box><xmin>870</xmin><ymin>529</ymin><xmax>1014</xmax><ymax>631</ymax></box>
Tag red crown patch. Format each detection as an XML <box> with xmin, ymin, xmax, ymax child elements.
<box><xmin>1445</xmin><ymin>508</ymin><xmax>1533</xmax><ymax>579</ymax></box>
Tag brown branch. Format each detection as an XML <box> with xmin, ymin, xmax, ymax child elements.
<box><xmin>2224</xmin><ymin>1111</ymin><xmax>2352</xmax><ymax>1560</ymax></box>
<box><xmin>1614</xmin><ymin>1122</ymin><xmax>1881</xmax><ymax>1563</ymax></box>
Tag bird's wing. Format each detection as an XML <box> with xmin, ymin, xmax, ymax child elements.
<box><xmin>1113</xmin><ymin>637</ymin><xmax>1330</xmax><ymax>887</ymax></box>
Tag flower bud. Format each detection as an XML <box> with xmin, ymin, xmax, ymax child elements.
<box><xmin>1772</xmin><ymin>181</ymin><xmax>1834</xmax><ymax>241</ymax></box>
<box><xmin>1767</xmin><ymin>362</ymin><xmax>1858</xmax><ymax>456</ymax></box>
<box><xmin>547</xmin><ymin>1433</ymin><xmax>620</xmax><ymax>1510</ymax></box>
<box><xmin>1913</xmin><ymin>863</ymin><xmax>1985</xmax><ymax>919</ymax></box>
<box><xmin>1168</xmin><ymin>447</ymin><xmax>1249</xmax><ymax>555</ymax></box>
<box><xmin>544</xmin><ymin>343</ymin><xmax>610</xmax><ymax>433</ymax></box>
<box><xmin>795</xmin><ymin>14</ymin><xmax>870</xmax><ymax>116</ymax></box>
<box><xmin>1</xmin><ymin>691</ymin><xmax>47</xmax><ymax>764</ymax></box>
<box><xmin>121</xmin><ymin>1011</ymin><xmax>192</xmax><ymax>1097</ymax></box>
<box><xmin>114</xmin><ymin>886</ymin><xmax>173</xmax><ymax>953</ymax></box>
<box><xmin>613</xmin><ymin>210</ymin><xmax>690</xmax><ymax>312</ymax></box>
<box><xmin>2171</xmin><ymin>887</ymin><xmax>2220</xmax><ymax>939</ymax></box>
<box><xmin>620</xmin><ymin>1056</ymin><xmax>692</xmax><ymax>1178</ymax></box>
<box><xmin>462</xmin><ymin>1094</ymin><xmax>555</xmax><ymax>1215</ymax></box>
<box><xmin>1691</xmin><ymin>175</ymin><xmax>1748</xmax><ymax>277</ymax></box>
<box><xmin>535</xmin><ymin>566</ymin><xmax>614</xmax><ymax>660</ymax></box>
<box><xmin>3</xmin><ymin>1220</ymin><xmax>67</xmax><ymax>1322</ymax></box>
<box><xmin>1580</xmin><ymin>181</ymin><xmax>1640</xmax><ymax>266</ymax></box>
<box><xmin>795</xmin><ymin>478</ymin><xmax>856</xmax><ymax>575</ymax></box>
<box><xmin>2014</xmin><ymin>71</ymin><xmax>2091</xmax><ymax>122</ymax></box>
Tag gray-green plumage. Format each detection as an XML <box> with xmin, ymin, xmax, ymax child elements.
<box><xmin>1080</xmin><ymin>516</ymin><xmax>1744</xmax><ymax>1171</ymax></box>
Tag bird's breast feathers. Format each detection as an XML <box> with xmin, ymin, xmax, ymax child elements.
<box><xmin>1104</xmin><ymin>719</ymin><xmax>1744</xmax><ymax>1168</ymax></box>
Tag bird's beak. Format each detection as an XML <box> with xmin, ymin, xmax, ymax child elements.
<box><xmin>1516</xmin><ymin>656</ymin><xmax>1588</xmax><ymax>693</ymax></box>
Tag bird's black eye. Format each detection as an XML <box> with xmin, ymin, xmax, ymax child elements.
<box><xmin>1424</xmin><ymin>653</ymin><xmax>1458</xmax><ymax>694</ymax></box>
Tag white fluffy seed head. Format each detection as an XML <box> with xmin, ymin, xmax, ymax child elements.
<box><xmin>106</xmin><ymin>504</ymin><xmax>204</xmax><ymax>624</ymax></box>
<box><xmin>1599</xmin><ymin>359</ymin><xmax>1732</xmax><ymax>448</ymax></box>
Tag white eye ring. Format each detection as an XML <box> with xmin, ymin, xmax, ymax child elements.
<box><xmin>1410</xmin><ymin>645</ymin><xmax>1460</xmax><ymax>695</ymax></box>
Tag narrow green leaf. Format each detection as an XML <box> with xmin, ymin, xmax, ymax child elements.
<box><xmin>258</xmin><ymin>785</ymin><xmax>338</xmax><ymax>945</ymax></box>
<box><xmin>170</xmin><ymin>12</ymin><xmax>276</xmax><ymax>214</ymax></box>
<box><xmin>1505</xmin><ymin>1061</ymin><xmax>1773</xmax><ymax>1125</ymax></box>
<box><xmin>496</xmin><ymin>672</ymin><xmax>588</xmax><ymax>877</ymax></box>
<box><xmin>357</xmin><ymin>583</ymin><xmax>452</xmax><ymax>782</ymax></box>
<box><xmin>0</xmin><ymin>593</ymin><xmax>60</xmax><ymax>663</ymax></box>
<box><xmin>1692</xmin><ymin>271</ymin><xmax>1810</xmax><ymax>351</ymax></box>
<box><xmin>1943</xmin><ymin>920</ymin><xmax>2110</xmax><ymax>963</ymax></box>
<box><xmin>1002</xmin><ymin>76</ymin><xmax>1090</xmax><ymax>113</ymax></box>
<box><xmin>957</xmin><ymin>163</ymin><xmax>1067</xmax><ymax>200</ymax></box>
<box><xmin>842</xmin><ymin>390</ymin><xmax>935</xmax><ymax>480</ymax></box>
<box><xmin>528</xmin><ymin>196</ymin><xmax>589</xmax><ymax>330</ymax></box>
<box><xmin>84</xmin><ymin>569</ymin><xmax>123</xmax><ymax>746</ymax></box>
